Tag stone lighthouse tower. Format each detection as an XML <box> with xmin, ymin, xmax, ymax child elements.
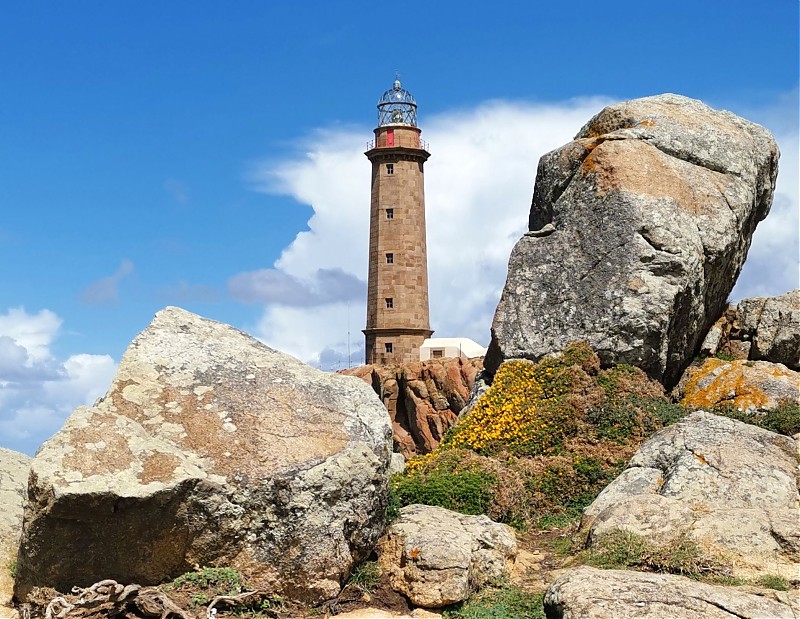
<box><xmin>363</xmin><ymin>78</ymin><xmax>433</xmax><ymax>364</ymax></box>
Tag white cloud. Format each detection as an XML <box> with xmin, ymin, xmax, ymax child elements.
<box><xmin>81</xmin><ymin>259</ymin><xmax>134</xmax><ymax>305</ymax></box>
<box><xmin>239</xmin><ymin>95</ymin><xmax>798</xmax><ymax>368</ymax></box>
<box><xmin>732</xmin><ymin>128</ymin><xmax>799</xmax><ymax>299</ymax></box>
<box><xmin>0</xmin><ymin>307</ymin><xmax>116</xmax><ymax>455</ymax></box>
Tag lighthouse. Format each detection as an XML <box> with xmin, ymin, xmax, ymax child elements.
<box><xmin>363</xmin><ymin>79</ymin><xmax>433</xmax><ymax>364</ymax></box>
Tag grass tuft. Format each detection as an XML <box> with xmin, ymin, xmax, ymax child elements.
<box><xmin>443</xmin><ymin>585</ymin><xmax>545</xmax><ymax>619</ymax></box>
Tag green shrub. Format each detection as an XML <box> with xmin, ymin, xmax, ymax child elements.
<box><xmin>170</xmin><ymin>566</ymin><xmax>244</xmax><ymax>594</ymax></box>
<box><xmin>393</xmin><ymin>450</ymin><xmax>496</xmax><ymax>516</ymax></box>
<box><xmin>443</xmin><ymin>586</ymin><xmax>545</xmax><ymax>619</ymax></box>
<box><xmin>587</xmin><ymin>399</ymin><xmax>641</xmax><ymax>441</ymax></box>
<box><xmin>168</xmin><ymin>567</ymin><xmax>245</xmax><ymax>606</ymax></box>
<box><xmin>394</xmin><ymin>345</ymin><xmax>685</xmax><ymax>529</ymax></box>
<box><xmin>7</xmin><ymin>560</ymin><xmax>16</xmax><ymax>579</ymax></box>
<box><xmin>713</xmin><ymin>399</ymin><xmax>800</xmax><ymax>436</ymax></box>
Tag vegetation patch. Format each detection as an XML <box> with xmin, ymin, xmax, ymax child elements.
<box><xmin>393</xmin><ymin>343</ymin><xmax>689</xmax><ymax>528</ymax></box>
<box><xmin>711</xmin><ymin>399</ymin><xmax>800</xmax><ymax>436</ymax></box>
<box><xmin>164</xmin><ymin>567</ymin><xmax>283</xmax><ymax>616</ymax></box>
<box><xmin>754</xmin><ymin>573</ymin><xmax>790</xmax><ymax>591</ymax></box>
<box><xmin>581</xmin><ymin>529</ymin><xmax>732</xmax><ymax>580</ymax></box>
<box><xmin>347</xmin><ymin>560</ymin><xmax>381</xmax><ymax>593</ymax></box>
<box><xmin>443</xmin><ymin>585</ymin><xmax>545</xmax><ymax>619</ymax></box>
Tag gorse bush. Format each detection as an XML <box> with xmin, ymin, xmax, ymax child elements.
<box><xmin>442</xmin><ymin>359</ymin><xmax>574</xmax><ymax>456</ymax></box>
<box><xmin>392</xmin><ymin>343</ymin><xmax>689</xmax><ymax>528</ymax></box>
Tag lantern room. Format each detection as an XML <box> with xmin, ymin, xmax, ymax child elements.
<box><xmin>377</xmin><ymin>79</ymin><xmax>417</xmax><ymax>127</ymax></box>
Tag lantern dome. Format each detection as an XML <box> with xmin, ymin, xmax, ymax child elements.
<box><xmin>377</xmin><ymin>79</ymin><xmax>417</xmax><ymax>127</ymax></box>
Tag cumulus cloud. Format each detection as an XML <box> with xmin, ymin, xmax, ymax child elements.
<box><xmin>732</xmin><ymin>95</ymin><xmax>799</xmax><ymax>299</ymax></box>
<box><xmin>81</xmin><ymin>259</ymin><xmax>135</xmax><ymax>305</ymax></box>
<box><xmin>239</xmin><ymin>95</ymin><xmax>798</xmax><ymax>368</ymax></box>
<box><xmin>0</xmin><ymin>307</ymin><xmax>116</xmax><ymax>455</ymax></box>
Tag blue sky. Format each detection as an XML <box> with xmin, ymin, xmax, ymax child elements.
<box><xmin>1</xmin><ymin>1</ymin><xmax>798</xmax><ymax>455</ymax></box>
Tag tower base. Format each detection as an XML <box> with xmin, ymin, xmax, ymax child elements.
<box><xmin>363</xmin><ymin>327</ymin><xmax>434</xmax><ymax>365</ymax></box>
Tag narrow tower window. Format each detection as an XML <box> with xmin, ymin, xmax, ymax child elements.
<box><xmin>386</xmin><ymin>208</ymin><xmax>394</xmax><ymax>219</ymax></box>
<box><xmin>385</xmin><ymin>298</ymin><xmax>393</xmax><ymax>309</ymax></box>
<box><xmin>386</xmin><ymin>253</ymin><xmax>394</xmax><ymax>264</ymax></box>
<box><xmin>386</xmin><ymin>163</ymin><xmax>394</xmax><ymax>175</ymax></box>
<box><xmin>384</xmin><ymin>343</ymin><xmax>393</xmax><ymax>353</ymax></box>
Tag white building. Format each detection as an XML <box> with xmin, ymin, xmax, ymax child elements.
<box><xmin>419</xmin><ymin>337</ymin><xmax>487</xmax><ymax>361</ymax></box>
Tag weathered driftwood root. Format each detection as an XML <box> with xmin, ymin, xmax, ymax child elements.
<box><xmin>39</xmin><ymin>580</ymin><xmax>193</xmax><ymax>619</ymax></box>
<box><xmin>206</xmin><ymin>590</ymin><xmax>276</xmax><ymax>618</ymax></box>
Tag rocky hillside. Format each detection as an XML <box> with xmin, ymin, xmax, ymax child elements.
<box><xmin>1</xmin><ymin>94</ymin><xmax>796</xmax><ymax>619</ymax></box>
<box><xmin>343</xmin><ymin>357</ymin><xmax>483</xmax><ymax>457</ymax></box>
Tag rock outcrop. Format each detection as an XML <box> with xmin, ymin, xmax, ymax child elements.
<box><xmin>678</xmin><ymin>358</ymin><xmax>799</xmax><ymax>412</ymax></box>
<box><xmin>0</xmin><ymin>449</ymin><xmax>29</xmax><ymax>619</ymax></box>
<box><xmin>14</xmin><ymin>307</ymin><xmax>392</xmax><ymax>604</ymax></box>
<box><xmin>344</xmin><ymin>358</ymin><xmax>482</xmax><ymax>457</ymax></box>
<box><xmin>544</xmin><ymin>566</ymin><xmax>798</xmax><ymax>618</ymax></box>
<box><xmin>700</xmin><ymin>290</ymin><xmax>800</xmax><ymax>369</ymax></box>
<box><xmin>377</xmin><ymin>505</ymin><xmax>516</xmax><ymax>608</ymax></box>
<box><xmin>581</xmin><ymin>411</ymin><xmax>799</xmax><ymax>580</ymax></box>
<box><xmin>485</xmin><ymin>94</ymin><xmax>779</xmax><ymax>388</ymax></box>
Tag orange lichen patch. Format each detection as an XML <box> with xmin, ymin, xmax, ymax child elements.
<box><xmin>580</xmin><ymin>140</ymin><xmax>726</xmax><ymax>214</ymax></box>
<box><xmin>138</xmin><ymin>452</ymin><xmax>182</xmax><ymax>484</ymax></box>
<box><xmin>627</xmin><ymin>276</ymin><xmax>646</xmax><ymax>291</ymax></box>
<box><xmin>681</xmin><ymin>358</ymin><xmax>774</xmax><ymax>411</ymax></box>
<box><xmin>695</xmin><ymin>453</ymin><xmax>709</xmax><ymax>465</ymax></box>
<box><xmin>639</xmin><ymin>119</ymin><xmax>656</xmax><ymax>127</ymax></box>
<box><xmin>62</xmin><ymin>413</ymin><xmax>135</xmax><ymax>476</ymax></box>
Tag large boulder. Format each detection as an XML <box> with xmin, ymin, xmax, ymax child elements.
<box><xmin>344</xmin><ymin>357</ymin><xmax>483</xmax><ymax>457</ymax></box>
<box><xmin>581</xmin><ymin>411</ymin><xmax>799</xmax><ymax>580</ymax></box>
<box><xmin>544</xmin><ymin>566</ymin><xmax>798</xmax><ymax>618</ymax></box>
<box><xmin>0</xmin><ymin>448</ymin><xmax>29</xmax><ymax>619</ymax></box>
<box><xmin>485</xmin><ymin>94</ymin><xmax>779</xmax><ymax>388</ymax></box>
<box><xmin>14</xmin><ymin>307</ymin><xmax>392</xmax><ymax>604</ymax></box>
<box><xmin>377</xmin><ymin>505</ymin><xmax>517</xmax><ymax>608</ymax></box>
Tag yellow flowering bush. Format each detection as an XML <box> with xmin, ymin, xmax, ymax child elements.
<box><xmin>444</xmin><ymin>342</ymin><xmax>599</xmax><ymax>456</ymax></box>
<box><xmin>392</xmin><ymin>342</ymin><xmax>688</xmax><ymax>528</ymax></box>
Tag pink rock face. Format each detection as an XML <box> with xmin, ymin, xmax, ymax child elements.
<box><xmin>344</xmin><ymin>357</ymin><xmax>483</xmax><ymax>457</ymax></box>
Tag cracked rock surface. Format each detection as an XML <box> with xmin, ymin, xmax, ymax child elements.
<box><xmin>581</xmin><ymin>411</ymin><xmax>800</xmax><ymax>580</ymax></box>
<box><xmin>544</xmin><ymin>566</ymin><xmax>799</xmax><ymax>618</ymax></box>
<box><xmin>14</xmin><ymin>307</ymin><xmax>392</xmax><ymax>604</ymax></box>
<box><xmin>485</xmin><ymin>94</ymin><xmax>779</xmax><ymax>388</ymax></box>
<box><xmin>739</xmin><ymin>291</ymin><xmax>800</xmax><ymax>370</ymax></box>
<box><xmin>377</xmin><ymin>504</ymin><xmax>517</xmax><ymax>608</ymax></box>
<box><xmin>0</xmin><ymin>448</ymin><xmax>29</xmax><ymax>618</ymax></box>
